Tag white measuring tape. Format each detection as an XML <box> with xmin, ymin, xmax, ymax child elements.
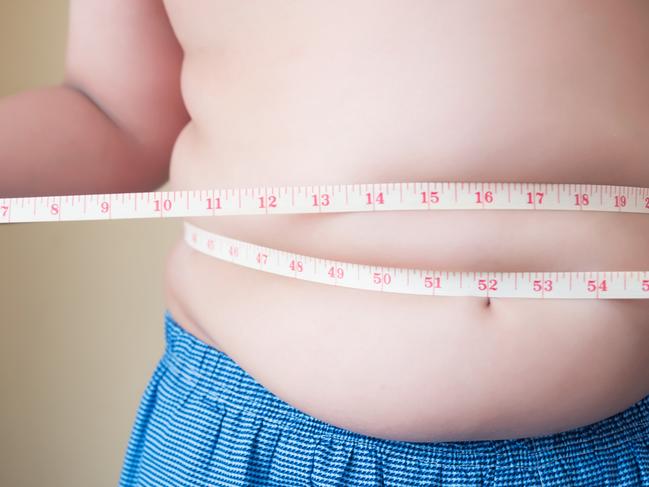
<box><xmin>3</xmin><ymin>181</ymin><xmax>649</xmax><ymax>299</ymax></box>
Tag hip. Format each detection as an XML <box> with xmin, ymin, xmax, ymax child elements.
<box><xmin>120</xmin><ymin>309</ymin><xmax>649</xmax><ymax>486</ymax></box>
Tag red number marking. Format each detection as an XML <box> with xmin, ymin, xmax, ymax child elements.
<box><xmin>258</xmin><ymin>196</ymin><xmax>278</xmax><ymax>209</ymax></box>
<box><xmin>421</xmin><ymin>191</ymin><xmax>440</xmax><ymax>204</ymax></box>
<box><xmin>207</xmin><ymin>198</ymin><xmax>222</xmax><ymax>210</ymax></box>
<box><xmin>289</xmin><ymin>260</ymin><xmax>304</xmax><ymax>272</ymax></box>
<box><xmin>527</xmin><ymin>192</ymin><xmax>544</xmax><ymax>204</ymax></box>
<box><xmin>100</xmin><ymin>202</ymin><xmax>110</xmax><ymax>213</ymax></box>
<box><xmin>478</xmin><ymin>278</ymin><xmax>498</xmax><ymax>291</ymax></box>
<box><xmin>475</xmin><ymin>191</ymin><xmax>494</xmax><ymax>204</ymax></box>
<box><xmin>372</xmin><ymin>272</ymin><xmax>392</xmax><ymax>285</ymax></box>
<box><xmin>328</xmin><ymin>266</ymin><xmax>344</xmax><ymax>278</ymax></box>
<box><xmin>574</xmin><ymin>194</ymin><xmax>590</xmax><ymax>206</ymax></box>
<box><xmin>154</xmin><ymin>199</ymin><xmax>172</xmax><ymax>212</ymax></box>
<box><xmin>366</xmin><ymin>192</ymin><xmax>385</xmax><ymax>205</ymax></box>
<box><xmin>614</xmin><ymin>195</ymin><xmax>627</xmax><ymax>208</ymax></box>
<box><xmin>256</xmin><ymin>253</ymin><xmax>268</xmax><ymax>265</ymax></box>
<box><xmin>312</xmin><ymin>194</ymin><xmax>331</xmax><ymax>206</ymax></box>
<box><xmin>424</xmin><ymin>276</ymin><xmax>441</xmax><ymax>288</ymax></box>
<box><xmin>587</xmin><ymin>279</ymin><xmax>607</xmax><ymax>292</ymax></box>
<box><xmin>1</xmin><ymin>206</ymin><xmax>8</xmax><ymax>217</ymax></box>
<box><xmin>533</xmin><ymin>279</ymin><xmax>553</xmax><ymax>292</ymax></box>
<box><xmin>50</xmin><ymin>203</ymin><xmax>60</xmax><ymax>215</ymax></box>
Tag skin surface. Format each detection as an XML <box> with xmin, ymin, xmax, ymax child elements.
<box><xmin>8</xmin><ymin>1</ymin><xmax>644</xmax><ymax>442</ymax></box>
<box><xmin>161</xmin><ymin>0</ymin><xmax>649</xmax><ymax>442</ymax></box>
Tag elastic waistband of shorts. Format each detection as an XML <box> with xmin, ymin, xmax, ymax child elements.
<box><xmin>161</xmin><ymin>309</ymin><xmax>649</xmax><ymax>469</ymax></box>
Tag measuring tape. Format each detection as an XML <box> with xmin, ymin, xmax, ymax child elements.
<box><xmin>3</xmin><ymin>181</ymin><xmax>649</xmax><ymax>299</ymax></box>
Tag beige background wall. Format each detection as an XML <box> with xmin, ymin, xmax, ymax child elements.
<box><xmin>0</xmin><ymin>2</ymin><xmax>181</xmax><ymax>485</ymax></box>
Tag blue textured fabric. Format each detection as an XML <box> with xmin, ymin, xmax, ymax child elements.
<box><xmin>119</xmin><ymin>310</ymin><xmax>649</xmax><ymax>486</ymax></box>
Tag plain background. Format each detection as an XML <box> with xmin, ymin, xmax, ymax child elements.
<box><xmin>0</xmin><ymin>1</ymin><xmax>182</xmax><ymax>485</ymax></box>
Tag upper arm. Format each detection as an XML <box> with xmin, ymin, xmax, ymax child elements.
<box><xmin>64</xmin><ymin>0</ymin><xmax>189</xmax><ymax>177</ymax></box>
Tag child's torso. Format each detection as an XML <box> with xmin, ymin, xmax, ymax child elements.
<box><xmin>161</xmin><ymin>0</ymin><xmax>649</xmax><ymax>441</ymax></box>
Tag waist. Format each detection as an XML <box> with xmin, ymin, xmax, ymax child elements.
<box><xmin>181</xmin><ymin>208</ymin><xmax>649</xmax><ymax>272</ymax></box>
<box><xmin>165</xmin><ymin>176</ymin><xmax>649</xmax><ymax>439</ymax></box>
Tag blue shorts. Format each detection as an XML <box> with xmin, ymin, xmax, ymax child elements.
<box><xmin>119</xmin><ymin>310</ymin><xmax>649</xmax><ymax>486</ymax></box>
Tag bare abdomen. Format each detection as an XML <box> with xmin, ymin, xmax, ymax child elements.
<box><xmin>162</xmin><ymin>0</ymin><xmax>649</xmax><ymax>440</ymax></box>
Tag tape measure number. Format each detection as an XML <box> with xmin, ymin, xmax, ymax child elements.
<box><xmin>2</xmin><ymin>181</ymin><xmax>649</xmax><ymax>224</ymax></box>
<box><xmin>4</xmin><ymin>181</ymin><xmax>649</xmax><ymax>299</ymax></box>
<box><xmin>183</xmin><ymin>222</ymin><xmax>649</xmax><ymax>300</ymax></box>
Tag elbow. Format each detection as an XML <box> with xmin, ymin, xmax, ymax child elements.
<box><xmin>123</xmin><ymin>117</ymin><xmax>190</xmax><ymax>193</ymax></box>
<box><xmin>62</xmin><ymin>79</ymin><xmax>188</xmax><ymax>193</ymax></box>
<box><xmin>129</xmin><ymin>118</ymin><xmax>189</xmax><ymax>193</ymax></box>
<box><xmin>127</xmin><ymin>141</ymin><xmax>173</xmax><ymax>193</ymax></box>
